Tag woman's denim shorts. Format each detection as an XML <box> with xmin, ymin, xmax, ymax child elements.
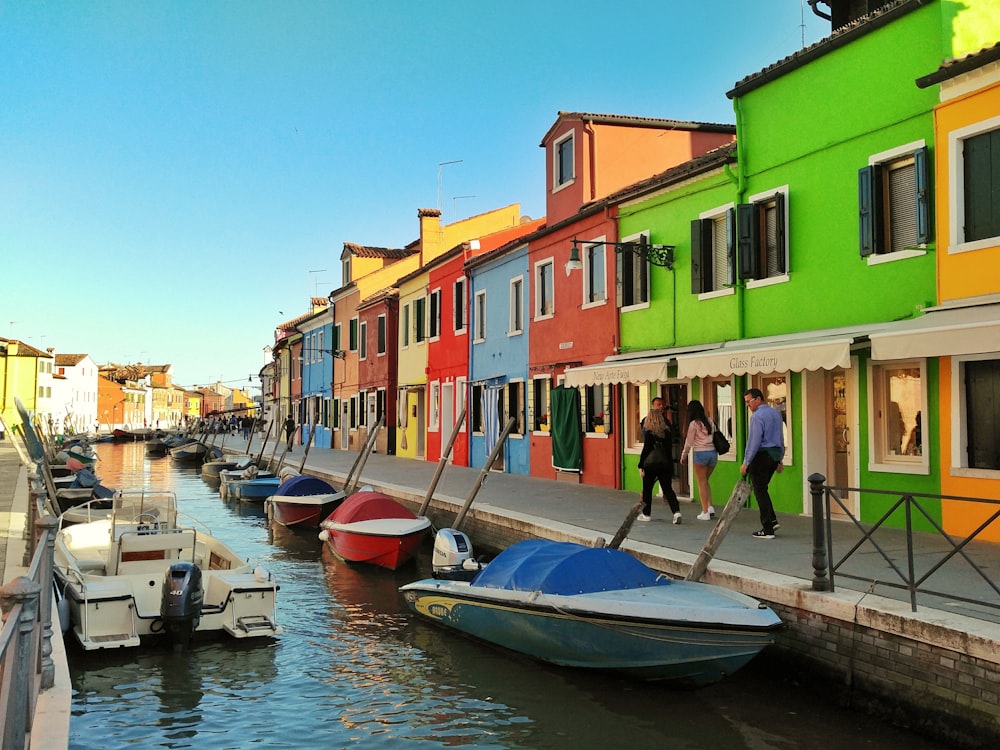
<box><xmin>693</xmin><ymin>450</ymin><xmax>718</xmax><ymax>468</ymax></box>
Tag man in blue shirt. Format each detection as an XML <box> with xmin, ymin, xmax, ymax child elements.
<box><xmin>740</xmin><ymin>388</ymin><xmax>785</xmax><ymax>539</ymax></box>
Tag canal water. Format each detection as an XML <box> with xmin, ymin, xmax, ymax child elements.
<box><xmin>66</xmin><ymin>442</ymin><xmax>949</xmax><ymax>749</ymax></box>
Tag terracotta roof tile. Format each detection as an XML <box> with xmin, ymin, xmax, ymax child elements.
<box><xmin>916</xmin><ymin>41</ymin><xmax>1000</xmax><ymax>88</ymax></box>
<box><xmin>342</xmin><ymin>241</ymin><xmax>415</xmax><ymax>260</ymax></box>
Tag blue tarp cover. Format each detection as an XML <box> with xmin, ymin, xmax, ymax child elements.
<box><xmin>275</xmin><ymin>475</ymin><xmax>335</xmax><ymax>497</ymax></box>
<box><xmin>471</xmin><ymin>539</ymin><xmax>670</xmax><ymax>595</ymax></box>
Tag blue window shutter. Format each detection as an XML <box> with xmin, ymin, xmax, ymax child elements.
<box><xmin>726</xmin><ymin>208</ymin><xmax>737</xmax><ymax>286</ymax></box>
<box><xmin>914</xmin><ymin>146</ymin><xmax>931</xmax><ymax>245</ymax></box>
<box><xmin>690</xmin><ymin>219</ymin><xmax>705</xmax><ymax>294</ymax></box>
<box><xmin>858</xmin><ymin>165</ymin><xmax>876</xmax><ymax>257</ymax></box>
<box><xmin>737</xmin><ymin>203</ymin><xmax>758</xmax><ymax>279</ymax></box>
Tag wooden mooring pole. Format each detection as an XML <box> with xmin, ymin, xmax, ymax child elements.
<box><xmin>684</xmin><ymin>480</ymin><xmax>753</xmax><ymax>582</ymax></box>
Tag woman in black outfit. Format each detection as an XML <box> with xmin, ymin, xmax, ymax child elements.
<box><xmin>637</xmin><ymin>404</ymin><xmax>681</xmax><ymax>523</ymax></box>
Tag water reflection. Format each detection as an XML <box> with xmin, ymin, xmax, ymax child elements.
<box><xmin>67</xmin><ymin>444</ymin><xmax>949</xmax><ymax>749</ymax></box>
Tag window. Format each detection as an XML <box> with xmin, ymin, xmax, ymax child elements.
<box><xmin>429</xmin><ymin>289</ymin><xmax>441</xmax><ymax>339</ymax></box>
<box><xmin>554</xmin><ymin>132</ymin><xmax>574</xmax><ymax>188</ymax></box>
<box><xmin>532</xmin><ymin>377</ymin><xmax>551</xmax><ymax>432</ymax></box>
<box><xmin>375</xmin><ymin>388</ymin><xmax>386</xmax><ymax>427</ymax></box>
<box><xmin>738</xmin><ymin>187</ymin><xmax>788</xmax><ymax>283</ymax></box>
<box><xmin>454</xmin><ymin>277</ymin><xmax>467</xmax><ymax>333</ymax></box>
<box><xmin>951</xmin><ymin>119</ymin><xmax>1000</xmax><ymax>252</ymax></box>
<box><xmin>471</xmin><ymin>383</ymin><xmax>483</xmax><ymax>432</ymax></box>
<box><xmin>583</xmin><ymin>240</ymin><xmax>606</xmax><ymax>306</ymax></box>
<box><xmin>859</xmin><ymin>143</ymin><xmax>930</xmax><ymax>257</ymax></box>
<box><xmin>456</xmin><ymin>377</ymin><xmax>467</xmax><ymax>432</ymax></box>
<box><xmin>359</xmin><ymin>321</ymin><xmax>368</xmax><ymax>360</ymax></box>
<box><xmin>505</xmin><ymin>381</ymin><xmax>524</xmax><ymax>436</ymax></box>
<box><xmin>535</xmin><ymin>259</ymin><xmax>554</xmax><ymax>318</ymax></box>
<box><xmin>377</xmin><ymin>315</ymin><xmax>386</xmax><ymax>355</ymax></box>
<box><xmin>333</xmin><ymin>323</ymin><xmax>342</xmax><ymax>354</ymax></box>
<box><xmin>402</xmin><ymin>304</ymin><xmax>410</xmax><ymax>347</ymax></box>
<box><xmin>430</xmin><ymin>381</ymin><xmax>440</xmax><ymax>430</ymax></box>
<box><xmin>509</xmin><ymin>277</ymin><xmax>523</xmax><ymax>334</ymax></box>
<box><xmin>332</xmin><ymin>398</ymin><xmax>340</xmax><ymax>428</ymax></box>
<box><xmin>618</xmin><ymin>232</ymin><xmax>649</xmax><ymax>309</ymax></box>
<box><xmin>707</xmin><ymin>378</ymin><xmax>734</xmax><ymax>454</ymax></box>
<box><xmin>749</xmin><ymin>373</ymin><xmax>790</xmax><ymax>464</ymax></box>
<box><xmin>415</xmin><ymin>297</ymin><xmax>427</xmax><ymax>343</ymax></box>
<box><xmin>870</xmin><ymin>362</ymin><xmax>924</xmax><ymax>468</ymax></box>
<box><xmin>692</xmin><ymin>207</ymin><xmax>736</xmax><ymax>294</ymax></box>
<box><xmin>342</xmin><ymin>257</ymin><xmax>350</xmax><ymax>285</ymax></box>
<box><xmin>474</xmin><ymin>290</ymin><xmax>486</xmax><ymax>342</ymax></box>
<box><xmin>349</xmin><ymin>317</ymin><xmax>359</xmax><ymax>352</ymax></box>
<box><xmin>584</xmin><ymin>384</ymin><xmax>608</xmax><ymax>434</ymax></box>
<box><xmin>349</xmin><ymin>395</ymin><xmax>358</xmax><ymax>429</ymax></box>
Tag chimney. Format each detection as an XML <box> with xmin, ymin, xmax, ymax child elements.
<box><xmin>418</xmin><ymin>208</ymin><xmax>442</xmax><ymax>262</ymax></box>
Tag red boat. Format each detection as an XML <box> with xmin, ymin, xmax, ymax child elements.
<box><xmin>265</xmin><ymin>475</ymin><xmax>345</xmax><ymax>528</ymax></box>
<box><xmin>318</xmin><ymin>490</ymin><xmax>431</xmax><ymax>570</ymax></box>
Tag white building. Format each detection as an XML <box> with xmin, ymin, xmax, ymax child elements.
<box><xmin>52</xmin><ymin>354</ymin><xmax>100</xmax><ymax>435</ymax></box>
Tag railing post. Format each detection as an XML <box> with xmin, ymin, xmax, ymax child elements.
<box><xmin>36</xmin><ymin>515</ymin><xmax>58</xmax><ymax>689</ymax></box>
<box><xmin>808</xmin><ymin>473</ymin><xmax>829</xmax><ymax>591</ymax></box>
<box><xmin>0</xmin><ymin>576</ymin><xmax>41</xmax><ymax>750</ymax></box>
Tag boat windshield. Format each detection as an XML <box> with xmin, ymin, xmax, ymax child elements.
<box><xmin>110</xmin><ymin>490</ymin><xmax>179</xmax><ymax>537</ymax></box>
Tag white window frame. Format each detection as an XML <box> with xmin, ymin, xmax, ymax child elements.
<box><xmin>377</xmin><ymin>314</ymin><xmax>387</xmax><ymax>356</ymax></box>
<box><xmin>618</xmin><ymin>230</ymin><xmax>651</xmax><ymax>311</ymax></box>
<box><xmin>866</xmin><ymin>358</ymin><xmax>928</xmax><ymax>475</ymax></box>
<box><xmin>509</xmin><ymin>276</ymin><xmax>524</xmax><ymax>336</ymax></box>
<box><xmin>429</xmin><ymin>380</ymin><xmax>440</xmax><ymax>431</ymax></box>
<box><xmin>359</xmin><ymin>321</ymin><xmax>368</xmax><ymax>361</ymax></box>
<box><xmin>949</xmin><ymin>114</ymin><xmax>1000</xmax><ymax>255</ymax></box>
<box><xmin>865</xmin><ymin>140</ymin><xmax>928</xmax><ymax>265</ymax></box>
<box><xmin>473</xmin><ymin>290</ymin><xmax>486</xmax><ymax>343</ymax></box>
<box><xmin>453</xmin><ymin>276</ymin><xmax>467</xmax><ymax>335</ymax></box>
<box><xmin>951</xmin><ymin>354</ymin><xmax>1000</xmax><ymax>477</ymax></box>
<box><xmin>429</xmin><ymin>288</ymin><xmax>442</xmax><ymax>341</ymax></box>
<box><xmin>401</xmin><ymin>303</ymin><xmax>410</xmax><ymax>349</ymax></box>
<box><xmin>581</xmin><ymin>236</ymin><xmax>607</xmax><ymax>309</ymax></box>
<box><xmin>745</xmin><ymin>185</ymin><xmax>790</xmax><ymax>290</ymax></box>
<box><xmin>534</xmin><ymin>257</ymin><xmax>555</xmax><ymax>320</ymax></box>
<box><xmin>553</xmin><ymin>131</ymin><xmax>574</xmax><ymax>192</ymax></box>
<box><xmin>697</xmin><ymin>204</ymin><xmax>737</xmax><ymax>300</ymax></box>
<box><xmin>456</xmin><ymin>376</ymin><xmax>467</xmax><ymax>433</ymax></box>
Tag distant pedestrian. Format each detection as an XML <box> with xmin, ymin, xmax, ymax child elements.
<box><xmin>680</xmin><ymin>399</ymin><xmax>717</xmax><ymax>521</ymax></box>
<box><xmin>637</xmin><ymin>401</ymin><xmax>681</xmax><ymax>524</ymax></box>
<box><xmin>284</xmin><ymin>415</ymin><xmax>296</xmax><ymax>451</ymax></box>
<box><xmin>741</xmin><ymin>388</ymin><xmax>785</xmax><ymax>539</ymax></box>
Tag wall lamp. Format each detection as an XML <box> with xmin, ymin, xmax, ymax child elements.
<box><xmin>568</xmin><ymin>236</ymin><xmax>675</xmax><ymax>274</ymax></box>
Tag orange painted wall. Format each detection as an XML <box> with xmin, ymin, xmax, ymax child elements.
<box><xmin>935</xmin><ymin>80</ymin><xmax>1000</xmax><ymax>301</ymax></box>
<box><xmin>933</xmin><ymin>78</ymin><xmax>1000</xmax><ymax>542</ymax></box>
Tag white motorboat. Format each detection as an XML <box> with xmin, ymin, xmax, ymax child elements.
<box><xmin>54</xmin><ymin>489</ymin><xmax>283</xmax><ymax>650</ymax></box>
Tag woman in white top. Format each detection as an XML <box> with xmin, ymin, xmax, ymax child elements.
<box><xmin>680</xmin><ymin>400</ymin><xmax>718</xmax><ymax>521</ymax></box>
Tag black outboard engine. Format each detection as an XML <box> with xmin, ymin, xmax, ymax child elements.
<box><xmin>161</xmin><ymin>562</ymin><xmax>204</xmax><ymax>647</ymax></box>
<box><xmin>432</xmin><ymin>528</ymin><xmax>485</xmax><ymax>581</ymax></box>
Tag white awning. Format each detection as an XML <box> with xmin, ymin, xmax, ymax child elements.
<box><xmin>561</xmin><ymin>344</ymin><xmax>719</xmax><ymax>388</ymax></box>
<box><xmin>562</xmin><ymin>358</ymin><xmax>670</xmax><ymax>388</ymax></box>
<box><xmin>674</xmin><ymin>334</ymin><xmax>855</xmax><ymax>379</ymax></box>
<box><xmin>870</xmin><ymin>302</ymin><xmax>1000</xmax><ymax>361</ymax></box>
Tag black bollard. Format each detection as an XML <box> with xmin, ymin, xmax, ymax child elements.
<box><xmin>808</xmin><ymin>473</ymin><xmax>829</xmax><ymax>591</ymax></box>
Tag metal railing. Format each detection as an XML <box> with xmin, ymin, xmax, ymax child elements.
<box><xmin>0</xmin><ymin>473</ymin><xmax>58</xmax><ymax>750</ymax></box>
<box><xmin>808</xmin><ymin>474</ymin><xmax>1000</xmax><ymax>613</ymax></box>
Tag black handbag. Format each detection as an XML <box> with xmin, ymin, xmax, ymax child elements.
<box><xmin>712</xmin><ymin>428</ymin><xmax>730</xmax><ymax>454</ymax></box>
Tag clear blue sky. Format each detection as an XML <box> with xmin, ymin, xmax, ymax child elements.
<box><xmin>1</xmin><ymin>1</ymin><xmax>831</xmax><ymax>391</ymax></box>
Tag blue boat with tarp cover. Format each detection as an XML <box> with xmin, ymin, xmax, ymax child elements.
<box><xmin>400</xmin><ymin>539</ymin><xmax>783</xmax><ymax>686</ymax></box>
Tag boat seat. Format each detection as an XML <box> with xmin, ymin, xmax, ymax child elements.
<box><xmin>113</xmin><ymin>529</ymin><xmax>197</xmax><ymax>574</ymax></box>
<box><xmin>76</xmin><ymin>558</ymin><xmax>107</xmax><ymax>575</ymax></box>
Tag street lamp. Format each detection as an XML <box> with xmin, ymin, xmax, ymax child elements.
<box><xmin>568</xmin><ymin>236</ymin><xmax>676</xmax><ymax>274</ymax></box>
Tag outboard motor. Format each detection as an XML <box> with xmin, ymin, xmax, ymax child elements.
<box><xmin>161</xmin><ymin>562</ymin><xmax>204</xmax><ymax>647</ymax></box>
<box><xmin>432</xmin><ymin>528</ymin><xmax>485</xmax><ymax>581</ymax></box>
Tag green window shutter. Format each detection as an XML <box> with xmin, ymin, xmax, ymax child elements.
<box><xmin>690</xmin><ymin>219</ymin><xmax>705</xmax><ymax>294</ymax></box>
<box><xmin>858</xmin><ymin>165</ymin><xmax>876</xmax><ymax>257</ymax></box>
<box><xmin>914</xmin><ymin>146</ymin><xmax>931</xmax><ymax>245</ymax></box>
<box><xmin>737</xmin><ymin>203</ymin><xmax>758</xmax><ymax>279</ymax></box>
